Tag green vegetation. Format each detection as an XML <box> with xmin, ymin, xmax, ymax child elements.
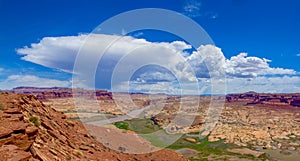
<box><xmin>113</xmin><ymin>118</ymin><xmax>161</xmax><ymax>134</ymax></box>
<box><xmin>113</xmin><ymin>118</ymin><xmax>168</xmax><ymax>147</ymax></box>
<box><xmin>113</xmin><ymin>121</ymin><xmax>129</xmax><ymax>130</ymax></box>
<box><xmin>167</xmin><ymin>136</ymin><xmax>231</xmax><ymax>151</ymax></box>
<box><xmin>29</xmin><ymin>116</ymin><xmax>40</xmax><ymax>127</ymax></box>
<box><xmin>113</xmin><ymin>118</ymin><xmax>270</xmax><ymax>161</ymax></box>
<box><xmin>168</xmin><ymin>136</ymin><xmax>269</xmax><ymax>160</ymax></box>
<box><xmin>0</xmin><ymin>102</ymin><xmax>5</xmax><ymax>110</ymax></box>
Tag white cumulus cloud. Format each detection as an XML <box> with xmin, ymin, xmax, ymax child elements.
<box><xmin>225</xmin><ymin>52</ymin><xmax>295</xmax><ymax>77</ymax></box>
<box><xmin>184</xmin><ymin>45</ymin><xmax>296</xmax><ymax>79</ymax></box>
<box><xmin>17</xmin><ymin>34</ymin><xmax>191</xmax><ymax>73</ymax></box>
<box><xmin>187</xmin><ymin>45</ymin><xmax>226</xmax><ymax>78</ymax></box>
<box><xmin>16</xmin><ymin>34</ymin><xmax>298</xmax><ymax>93</ymax></box>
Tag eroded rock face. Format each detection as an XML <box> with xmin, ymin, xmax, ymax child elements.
<box><xmin>42</xmin><ymin>90</ymin><xmax>300</xmax><ymax>152</ymax></box>
<box><xmin>203</xmin><ymin>100</ymin><xmax>300</xmax><ymax>155</ymax></box>
<box><xmin>0</xmin><ymin>145</ymin><xmax>32</xmax><ymax>161</ymax></box>
<box><xmin>0</xmin><ymin>93</ymin><xmax>186</xmax><ymax>161</ymax></box>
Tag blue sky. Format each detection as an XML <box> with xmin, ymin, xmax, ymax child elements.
<box><xmin>0</xmin><ymin>0</ymin><xmax>299</xmax><ymax>93</ymax></box>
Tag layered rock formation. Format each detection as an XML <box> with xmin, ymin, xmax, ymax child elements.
<box><xmin>0</xmin><ymin>92</ymin><xmax>186</xmax><ymax>161</ymax></box>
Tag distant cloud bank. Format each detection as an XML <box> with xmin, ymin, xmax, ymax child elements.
<box><xmin>0</xmin><ymin>75</ymin><xmax>70</xmax><ymax>90</ymax></box>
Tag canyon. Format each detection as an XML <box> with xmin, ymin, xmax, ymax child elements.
<box><xmin>2</xmin><ymin>87</ymin><xmax>300</xmax><ymax>160</ymax></box>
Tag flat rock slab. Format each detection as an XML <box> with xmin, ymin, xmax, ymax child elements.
<box><xmin>4</xmin><ymin>108</ymin><xmax>22</xmax><ymax>114</ymax></box>
<box><xmin>0</xmin><ymin>144</ymin><xmax>32</xmax><ymax>161</ymax></box>
<box><xmin>228</xmin><ymin>148</ymin><xmax>265</xmax><ymax>158</ymax></box>
<box><xmin>25</xmin><ymin>126</ymin><xmax>39</xmax><ymax>135</ymax></box>
<box><xmin>0</xmin><ymin>127</ymin><xmax>13</xmax><ymax>138</ymax></box>
<box><xmin>176</xmin><ymin>148</ymin><xmax>199</xmax><ymax>158</ymax></box>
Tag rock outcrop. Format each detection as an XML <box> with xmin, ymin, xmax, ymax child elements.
<box><xmin>0</xmin><ymin>92</ymin><xmax>186</xmax><ymax>161</ymax></box>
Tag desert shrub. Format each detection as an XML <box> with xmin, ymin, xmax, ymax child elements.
<box><xmin>74</xmin><ymin>150</ymin><xmax>83</xmax><ymax>156</ymax></box>
<box><xmin>29</xmin><ymin>116</ymin><xmax>40</xmax><ymax>127</ymax></box>
<box><xmin>66</xmin><ymin>153</ymin><xmax>72</xmax><ymax>160</ymax></box>
<box><xmin>0</xmin><ymin>102</ymin><xmax>5</xmax><ymax>110</ymax></box>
